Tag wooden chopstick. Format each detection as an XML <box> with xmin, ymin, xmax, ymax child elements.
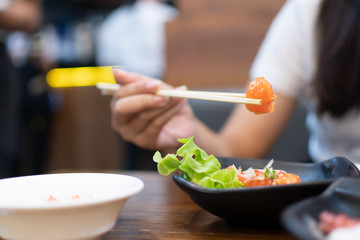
<box><xmin>173</xmin><ymin>90</ymin><xmax>246</xmax><ymax>98</ymax></box>
<box><xmin>96</xmin><ymin>82</ymin><xmax>262</xmax><ymax>105</ymax></box>
<box><xmin>156</xmin><ymin>89</ymin><xmax>261</xmax><ymax>105</ymax></box>
<box><xmin>96</xmin><ymin>82</ymin><xmax>120</xmax><ymax>95</ymax></box>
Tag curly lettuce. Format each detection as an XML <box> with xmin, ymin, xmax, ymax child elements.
<box><xmin>153</xmin><ymin>137</ymin><xmax>244</xmax><ymax>189</ymax></box>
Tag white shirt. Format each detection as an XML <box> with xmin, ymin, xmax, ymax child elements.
<box><xmin>96</xmin><ymin>0</ymin><xmax>178</xmax><ymax>78</ymax></box>
<box><xmin>250</xmin><ymin>0</ymin><xmax>360</xmax><ymax>165</ymax></box>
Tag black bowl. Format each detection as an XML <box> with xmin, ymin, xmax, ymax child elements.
<box><xmin>172</xmin><ymin>156</ymin><xmax>360</xmax><ymax>223</ymax></box>
<box><xmin>281</xmin><ymin>177</ymin><xmax>360</xmax><ymax>240</ymax></box>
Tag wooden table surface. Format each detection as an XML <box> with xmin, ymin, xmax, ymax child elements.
<box><xmin>102</xmin><ymin>171</ymin><xmax>297</xmax><ymax>240</ymax></box>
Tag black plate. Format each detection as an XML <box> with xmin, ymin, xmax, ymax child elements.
<box><xmin>281</xmin><ymin>177</ymin><xmax>360</xmax><ymax>240</ymax></box>
<box><xmin>172</xmin><ymin>156</ymin><xmax>360</xmax><ymax>223</ymax></box>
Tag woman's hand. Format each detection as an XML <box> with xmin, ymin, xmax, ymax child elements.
<box><xmin>110</xmin><ymin>68</ymin><xmax>196</xmax><ymax>152</ymax></box>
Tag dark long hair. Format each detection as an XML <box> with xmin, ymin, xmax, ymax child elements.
<box><xmin>314</xmin><ymin>0</ymin><xmax>360</xmax><ymax>117</ymax></box>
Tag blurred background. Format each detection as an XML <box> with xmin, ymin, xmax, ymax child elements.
<box><xmin>1</xmin><ymin>0</ymin><xmax>309</xmax><ymax>178</ymax></box>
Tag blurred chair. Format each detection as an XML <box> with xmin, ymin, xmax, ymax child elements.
<box><xmin>164</xmin><ymin>0</ymin><xmax>286</xmax><ymax>88</ymax></box>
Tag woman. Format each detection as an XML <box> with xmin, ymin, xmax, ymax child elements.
<box><xmin>110</xmin><ymin>0</ymin><xmax>360</xmax><ymax>166</ymax></box>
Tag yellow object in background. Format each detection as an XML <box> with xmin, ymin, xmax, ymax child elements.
<box><xmin>46</xmin><ymin>66</ymin><xmax>119</xmax><ymax>88</ymax></box>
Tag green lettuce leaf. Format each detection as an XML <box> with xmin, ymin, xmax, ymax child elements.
<box><xmin>197</xmin><ymin>168</ymin><xmax>244</xmax><ymax>189</ymax></box>
<box><xmin>153</xmin><ymin>151</ymin><xmax>181</xmax><ymax>176</ymax></box>
<box><xmin>153</xmin><ymin>136</ymin><xmax>244</xmax><ymax>189</ymax></box>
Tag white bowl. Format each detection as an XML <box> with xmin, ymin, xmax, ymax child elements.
<box><xmin>0</xmin><ymin>173</ymin><xmax>144</xmax><ymax>240</ymax></box>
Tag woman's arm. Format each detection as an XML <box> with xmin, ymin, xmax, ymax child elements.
<box><xmin>111</xmin><ymin>69</ymin><xmax>197</xmax><ymax>153</ymax></box>
<box><xmin>111</xmin><ymin>69</ymin><xmax>297</xmax><ymax>158</ymax></box>
<box><xmin>192</xmin><ymin>90</ymin><xmax>297</xmax><ymax>158</ymax></box>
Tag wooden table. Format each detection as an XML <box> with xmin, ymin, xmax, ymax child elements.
<box><xmin>102</xmin><ymin>171</ymin><xmax>297</xmax><ymax>240</ymax></box>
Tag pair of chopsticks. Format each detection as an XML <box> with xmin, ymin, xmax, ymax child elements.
<box><xmin>96</xmin><ymin>82</ymin><xmax>262</xmax><ymax>105</ymax></box>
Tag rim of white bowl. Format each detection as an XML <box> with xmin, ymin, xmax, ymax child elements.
<box><xmin>0</xmin><ymin>173</ymin><xmax>144</xmax><ymax>210</ymax></box>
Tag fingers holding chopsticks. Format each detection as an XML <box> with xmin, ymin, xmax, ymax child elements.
<box><xmin>112</xmin><ymin>100</ymin><xmax>187</xmax><ymax>149</ymax></box>
<box><xmin>112</xmin><ymin>68</ymin><xmax>161</xmax><ymax>104</ymax></box>
<box><xmin>111</xmin><ymin>68</ymin><xmax>161</xmax><ymax>97</ymax></box>
<box><xmin>110</xmin><ymin>76</ymin><xmax>187</xmax><ymax>123</ymax></box>
<box><xmin>111</xmin><ymin>67</ymin><xmax>140</xmax><ymax>85</ymax></box>
<box><xmin>110</xmin><ymin>68</ymin><xmax>185</xmax><ymax>111</ymax></box>
<box><xmin>111</xmin><ymin>67</ymin><xmax>169</xmax><ymax>98</ymax></box>
<box><xmin>111</xmin><ymin>91</ymin><xmax>169</xmax><ymax>118</ymax></box>
<box><xmin>109</xmin><ymin>69</ymin><xmax>194</xmax><ymax>150</ymax></box>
